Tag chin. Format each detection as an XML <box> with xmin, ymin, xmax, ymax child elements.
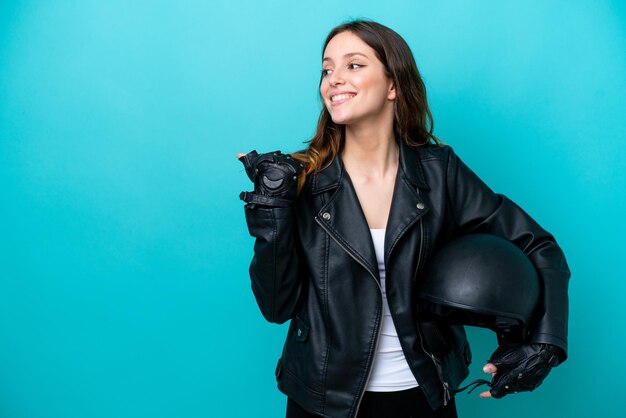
<box><xmin>330</xmin><ymin>112</ymin><xmax>352</xmax><ymax>125</ymax></box>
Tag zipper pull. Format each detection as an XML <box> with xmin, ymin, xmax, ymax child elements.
<box><xmin>443</xmin><ymin>381</ymin><xmax>451</xmax><ymax>406</ymax></box>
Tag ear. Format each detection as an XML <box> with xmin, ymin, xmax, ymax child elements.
<box><xmin>387</xmin><ymin>82</ymin><xmax>396</xmax><ymax>101</ymax></box>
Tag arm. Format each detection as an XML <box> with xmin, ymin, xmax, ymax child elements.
<box><xmin>243</xmin><ymin>204</ymin><xmax>303</xmax><ymax>324</ymax></box>
<box><xmin>445</xmin><ymin>146</ymin><xmax>571</xmax><ymax>358</ymax></box>
<box><xmin>238</xmin><ymin>150</ymin><xmax>306</xmax><ymax>324</ymax></box>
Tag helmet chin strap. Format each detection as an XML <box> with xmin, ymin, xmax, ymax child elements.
<box><xmin>452</xmin><ymin>379</ymin><xmax>493</xmax><ymax>395</ymax></box>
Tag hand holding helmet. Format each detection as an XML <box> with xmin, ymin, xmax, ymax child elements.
<box><xmin>237</xmin><ymin>150</ymin><xmax>304</xmax><ymax>208</ymax></box>
<box><xmin>479</xmin><ymin>342</ymin><xmax>563</xmax><ymax>398</ymax></box>
<box><xmin>417</xmin><ymin>234</ymin><xmax>567</xmax><ymax>400</ymax></box>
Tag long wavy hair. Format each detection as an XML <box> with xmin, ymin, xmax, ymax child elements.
<box><xmin>293</xmin><ymin>19</ymin><xmax>442</xmax><ymax>192</ymax></box>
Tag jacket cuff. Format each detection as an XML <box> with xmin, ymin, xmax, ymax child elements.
<box><xmin>528</xmin><ymin>332</ymin><xmax>568</xmax><ymax>362</ymax></box>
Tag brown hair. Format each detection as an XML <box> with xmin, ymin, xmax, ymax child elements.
<box><xmin>292</xmin><ymin>19</ymin><xmax>443</xmax><ymax>192</ymax></box>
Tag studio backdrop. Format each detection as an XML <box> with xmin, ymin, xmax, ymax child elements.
<box><xmin>1</xmin><ymin>1</ymin><xmax>624</xmax><ymax>417</ymax></box>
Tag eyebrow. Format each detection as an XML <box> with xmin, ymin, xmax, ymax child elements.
<box><xmin>322</xmin><ymin>52</ymin><xmax>369</xmax><ymax>63</ymax></box>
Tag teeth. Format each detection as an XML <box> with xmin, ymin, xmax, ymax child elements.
<box><xmin>331</xmin><ymin>93</ymin><xmax>355</xmax><ymax>102</ymax></box>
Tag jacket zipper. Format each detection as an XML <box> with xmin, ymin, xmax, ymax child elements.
<box><xmin>412</xmin><ymin>216</ymin><xmax>424</xmax><ymax>283</ymax></box>
<box><xmin>412</xmin><ymin>189</ymin><xmax>451</xmax><ymax>406</ymax></box>
<box><xmin>416</xmin><ymin>320</ymin><xmax>451</xmax><ymax>405</ymax></box>
<box><xmin>314</xmin><ymin>216</ymin><xmax>383</xmax><ymax>418</ymax></box>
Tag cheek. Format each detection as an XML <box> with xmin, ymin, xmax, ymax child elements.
<box><xmin>365</xmin><ymin>77</ymin><xmax>390</xmax><ymax>99</ymax></box>
<box><xmin>320</xmin><ymin>80</ymin><xmax>329</xmax><ymax>95</ymax></box>
<box><xmin>320</xmin><ymin>82</ymin><xmax>331</xmax><ymax>107</ymax></box>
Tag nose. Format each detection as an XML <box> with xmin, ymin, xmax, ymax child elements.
<box><xmin>328</xmin><ymin>68</ymin><xmax>344</xmax><ymax>86</ymax></box>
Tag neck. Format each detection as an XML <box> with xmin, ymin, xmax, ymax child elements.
<box><xmin>340</xmin><ymin>127</ymin><xmax>399</xmax><ymax>180</ymax></box>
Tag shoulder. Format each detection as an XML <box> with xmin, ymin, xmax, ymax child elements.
<box><xmin>413</xmin><ymin>144</ymin><xmax>477</xmax><ymax>175</ymax></box>
<box><xmin>417</xmin><ymin>143</ymin><xmax>453</xmax><ymax>159</ymax></box>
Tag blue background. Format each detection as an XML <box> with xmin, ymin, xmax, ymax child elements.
<box><xmin>1</xmin><ymin>1</ymin><xmax>624</xmax><ymax>417</ymax></box>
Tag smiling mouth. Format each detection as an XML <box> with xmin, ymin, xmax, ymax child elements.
<box><xmin>330</xmin><ymin>93</ymin><xmax>356</xmax><ymax>106</ymax></box>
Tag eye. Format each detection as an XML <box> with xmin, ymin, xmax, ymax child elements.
<box><xmin>321</xmin><ymin>63</ymin><xmax>365</xmax><ymax>77</ymax></box>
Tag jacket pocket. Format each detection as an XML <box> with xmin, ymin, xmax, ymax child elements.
<box><xmin>279</xmin><ymin>313</ymin><xmax>323</xmax><ymax>394</ymax></box>
<box><xmin>438</xmin><ymin>326</ymin><xmax>471</xmax><ymax>390</ymax></box>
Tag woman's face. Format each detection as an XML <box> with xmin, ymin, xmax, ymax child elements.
<box><xmin>320</xmin><ymin>31</ymin><xmax>396</xmax><ymax>126</ymax></box>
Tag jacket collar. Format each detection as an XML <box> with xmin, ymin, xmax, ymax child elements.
<box><xmin>311</xmin><ymin>135</ymin><xmax>430</xmax><ymax>194</ymax></box>
<box><xmin>311</xmin><ymin>135</ymin><xmax>431</xmax><ymax>281</ymax></box>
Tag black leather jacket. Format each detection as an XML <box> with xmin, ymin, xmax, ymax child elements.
<box><xmin>242</xmin><ymin>139</ymin><xmax>570</xmax><ymax>418</ymax></box>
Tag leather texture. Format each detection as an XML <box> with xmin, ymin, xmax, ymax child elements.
<box><xmin>418</xmin><ymin>233</ymin><xmax>542</xmax><ymax>345</ymax></box>
<box><xmin>488</xmin><ymin>343</ymin><xmax>562</xmax><ymax>398</ymax></box>
<box><xmin>242</xmin><ymin>138</ymin><xmax>570</xmax><ymax>418</ymax></box>
<box><xmin>238</xmin><ymin>150</ymin><xmax>304</xmax><ymax>208</ymax></box>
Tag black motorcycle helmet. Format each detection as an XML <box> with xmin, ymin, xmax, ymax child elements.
<box><xmin>418</xmin><ymin>233</ymin><xmax>541</xmax><ymax>344</ymax></box>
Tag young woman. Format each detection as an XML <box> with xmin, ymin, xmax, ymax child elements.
<box><xmin>237</xmin><ymin>20</ymin><xmax>569</xmax><ymax>418</ymax></box>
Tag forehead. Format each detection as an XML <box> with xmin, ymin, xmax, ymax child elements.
<box><xmin>322</xmin><ymin>31</ymin><xmax>375</xmax><ymax>62</ymax></box>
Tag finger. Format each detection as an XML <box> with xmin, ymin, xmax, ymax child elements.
<box><xmin>479</xmin><ymin>390</ymin><xmax>492</xmax><ymax>399</ymax></box>
<box><xmin>483</xmin><ymin>363</ymin><xmax>497</xmax><ymax>374</ymax></box>
<box><xmin>236</xmin><ymin>153</ymin><xmax>245</xmax><ymax>159</ymax></box>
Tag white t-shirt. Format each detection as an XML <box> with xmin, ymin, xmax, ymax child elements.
<box><xmin>364</xmin><ymin>228</ymin><xmax>419</xmax><ymax>392</ymax></box>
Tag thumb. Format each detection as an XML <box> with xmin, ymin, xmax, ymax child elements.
<box><xmin>237</xmin><ymin>150</ymin><xmax>259</xmax><ymax>180</ymax></box>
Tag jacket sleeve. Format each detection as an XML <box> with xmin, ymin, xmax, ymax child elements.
<box><xmin>445</xmin><ymin>146</ymin><xmax>571</xmax><ymax>359</ymax></box>
<box><xmin>243</xmin><ymin>204</ymin><xmax>303</xmax><ymax>324</ymax></box>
